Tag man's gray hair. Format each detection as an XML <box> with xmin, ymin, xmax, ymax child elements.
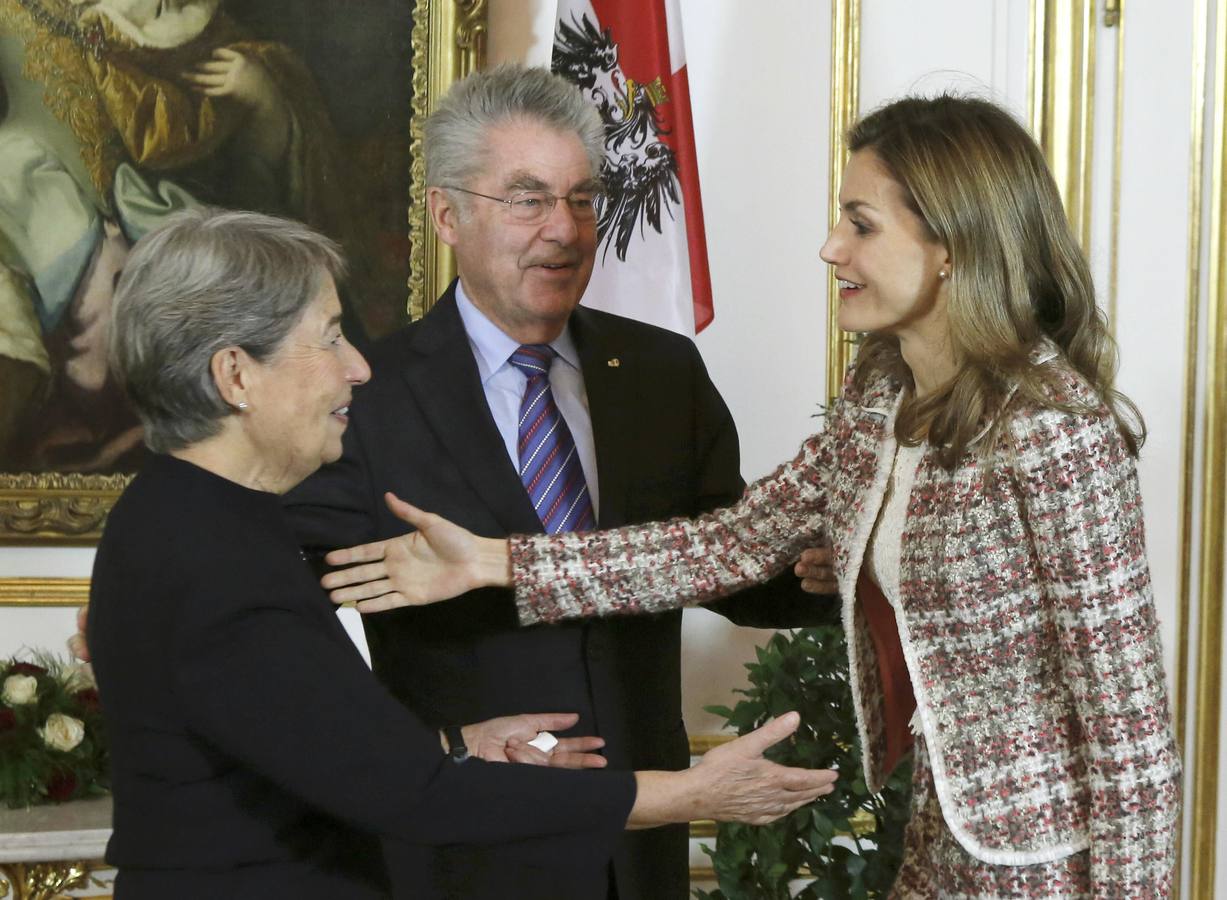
<box><xmin>424</xmin><ymin>63</ymin><xmax>605</xmax><ymax>189</ymax></box>
<box><xmin>109</xmin><ymin>208</ymin><xmax>346</xmax><ymax>454</ymax></box>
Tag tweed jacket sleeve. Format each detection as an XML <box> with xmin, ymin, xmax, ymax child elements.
<box><xmin>509</xmin><ymin>420</ymin><xmax>838</xmax><ymax>625</ymax></box>
<box><xmin>1006</xmin><ymin>393</ymin><xmax>1181</xmax><ymax>895</ymax></box>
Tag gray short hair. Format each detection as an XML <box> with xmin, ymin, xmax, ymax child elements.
<box><xmin>109</xmin><ymin>208</ymin><xmax>345</xmax><ymax>454</ymax></box>
<box><xmin>424</xmin><ymin>63</ymin><xmax>605</xmax><ymax>190</ymax></box>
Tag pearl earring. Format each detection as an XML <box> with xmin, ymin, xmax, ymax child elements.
<box><xmin>938</xmin><ymin>270</ymin><xmax>949</xmax><ymax>280</ymax></box>
<box><xmin>237</xmin><ymin>401</ymin><xmax>249</xmax><ymax>411</ymax></box>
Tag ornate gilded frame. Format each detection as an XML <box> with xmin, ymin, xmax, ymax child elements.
<box><xmin>0</xmin><ymin>0</ymin><xmax>486</xmax><ymax>545</ymax></box>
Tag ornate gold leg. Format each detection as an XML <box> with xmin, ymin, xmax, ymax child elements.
<box><xmin>0</xmin><ymin>861</ymin><xmax>99</xmax><ymax>900</ymax></box>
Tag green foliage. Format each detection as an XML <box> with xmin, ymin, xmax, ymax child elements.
<box><xmin>694</xmin><ymin>627</ymin><xmax>911</xmax><ymax>900</ymax></box>
<box><xmin>0</xmin><ymin>653</ymin><xmax>109</xmax><ymax>809</ymax></box>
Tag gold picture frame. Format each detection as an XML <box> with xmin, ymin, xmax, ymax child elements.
<box><xmin>0</xmin><ymin>0</ymin><xmax>486</xmax><ymax>544</ymax></box>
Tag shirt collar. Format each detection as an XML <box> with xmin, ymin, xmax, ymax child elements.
<box><xmin>454</xmin><ymin>281</ymin><xmax>581</xmax><ymax>383</ymax></box>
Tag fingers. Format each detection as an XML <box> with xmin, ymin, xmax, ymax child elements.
<box><xmin>520</xmin><ymin>712</ymin><xmax>580</xmax><ymax>733</ymax></box>
<box><xmin>324</xmin><ymin>539</ymin><xmax>388</xmax><ymax>567</ymax></box>
<box><xmin>799</xmin><ymin>577</ymin><xmax>837</xmax><ymax>595</ymax></box>
<box><xmin>797</xmin><ymin>546</ymin><xmax>832</xmax><ymax>566</ymax></box>
<box><xmin>794</xmin><ymin>546</ymin><xmax>837</xmax><ymax>596</ymax></box>
<box><xmin>186</xmin><ymin>61</ymin><xmax>234</xmax><ymax>76</ymax></box>
<box><xmin>725</xmin><ymin>711</ymin><xmax>800</xmax><ymax>758</ymax></box>
<box><xmin>352</xmin><ymin>592</ymin><xmax>412</xmax><ymax>614</ymax></box>
<box><xmin>553</xmin><ymin>736</ymin><xmax>606</xmax><ymax>754</ymax></box>
<box><xmin>76</xmin><ymin>605</ymin><xmax>88</xmax><ymax>631</ymax></box>
<box><xmin>771</xmin><ymin>763</ymin><xmax>839</xmax><ymax>793</ymax></box>
<box><xmin>504</xmin><ymin>741</ymin><xmax>551</xmax><ymax>766</ymax></box>
<box><xmin>548</xmin><ymin>750</ymin><xmax>609</xmax><ymax>769</ymax></box>
<box><xmin>327</xmin><ymin>579</ymin><xmax>394</xmax><ymax>605</ymax></box>
<box><xmin>321</xmin><ymin>560</ymin><xmax>389</xmax><ymax>590</ymax></box>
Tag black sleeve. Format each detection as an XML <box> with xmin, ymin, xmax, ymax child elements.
<box><xmin>173</xmin><ymin>583</ymin><xmax>635</xmax><ymax>854</ymax></box>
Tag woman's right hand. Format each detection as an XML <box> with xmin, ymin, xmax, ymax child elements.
<box><xmin>627</xmin><ymin>712</ymin><xmax>837</xmax><ymax>828</ymax></box>
<box><xmin>322</xmin><ymin>492</ymin><xmax>511</xmax><ymax>612</ymax></box>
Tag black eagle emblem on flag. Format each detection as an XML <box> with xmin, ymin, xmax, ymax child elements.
<box><xmin>552</xmin><ymin>13</ymin><xmax>682</xmax><ymax>263</ymax></box>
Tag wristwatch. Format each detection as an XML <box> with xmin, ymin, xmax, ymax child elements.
<box><xmin>443</xmin><ymin>725</ymin><xmax>469</xmax><ymax>764</ymax></box>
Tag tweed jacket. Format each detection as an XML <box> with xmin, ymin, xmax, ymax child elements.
<box><xmin>510</xmin><ymin>348</ymin><xmax>1181</xmax><ymax>893</ymax></box>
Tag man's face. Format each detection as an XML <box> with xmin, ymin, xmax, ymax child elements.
<box><xmin>431</xmin><ymin>120</ymin><xmax>598</xmax><ymax>344</ymax></box>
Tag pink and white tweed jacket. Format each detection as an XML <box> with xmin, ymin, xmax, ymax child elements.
<box><xmin>510</xmin><ymin>349</ymin><xmax>1181</xmax><ymax>894</ymax></box>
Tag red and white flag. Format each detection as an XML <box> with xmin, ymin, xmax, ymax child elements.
<box><xmin>552</xmin><ymin>0</ymin><xmax>713</xmax><ymax>335</ymax></box>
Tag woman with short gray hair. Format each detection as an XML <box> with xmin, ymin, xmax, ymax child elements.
<box><xmin>86</xmin><ymin>207</ymin><xmax>837</xmax><ymax>899</ymax></box>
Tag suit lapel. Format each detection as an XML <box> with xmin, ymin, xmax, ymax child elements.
<box><xmin>572</xmin><ymin>307</ymin><xmax>634</xmax><ymax>528</ymax></box>
<box><xmin>401</xmin><ymin>285</ymin><xmax>543</xmax><ymax>535</ymax></box>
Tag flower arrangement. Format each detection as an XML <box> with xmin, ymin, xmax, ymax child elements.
<box><xmin>0</xmin><ymin>653</ymin><xmax>109</xmax><ymax>809</ymax></box>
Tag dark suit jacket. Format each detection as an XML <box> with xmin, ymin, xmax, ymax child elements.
<box><xmin>284</xmin><ymin>284</ymin><xmax>832</xmax><ymax>900</ymax></box>
<box><xmin>89</xmin><ymin>454</ymin><xmax>634</xmax><ymax>900</ymax></box>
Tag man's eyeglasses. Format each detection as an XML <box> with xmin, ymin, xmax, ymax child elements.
<box><xmin>447</xmin><ymin>187</ymin><xmax>603</xmax><ymax>225</ymax></box>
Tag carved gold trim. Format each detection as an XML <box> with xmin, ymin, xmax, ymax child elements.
<box><xmin>0</xmin><ymin>578</ymin><xmax>90</xmax><ymax>606</ymax></box>
<box><xmin>0</xmin><ymin>474</ymin><xmax>129</xmax><ymax>545</ymax></box>
<box><xmin>1190</xmin><ymin>1</ymin><xmax>1226</xmax><ymax>892</ymax></box>
<box><xmin>0</xmin><ymin>860</ymin><xmax>108</xmax><ymax>900</ymax></box>
<box><xmin>408</xmin><ymin>0</ymin><xmax>488</xmax><ymax>320</ymax></box>
<box><xmin>1028</xmin><ymin>0</ymin><xmax>1097</xmax><ymax>250</ymax></box>
<box><xmin>825</xmin><ymin>0</ymin><xmax>861</xmax><ymax>404</ymax></box>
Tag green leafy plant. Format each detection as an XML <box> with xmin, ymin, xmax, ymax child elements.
<box><xmin>0</xmin><ymin>653</ymin><xmax>109</xmax><ymax>808</ymax></box>
<box><xmin>695</xmin><ymin>626</ymin><xmax>911</xmax><ymax>900</ymax></box>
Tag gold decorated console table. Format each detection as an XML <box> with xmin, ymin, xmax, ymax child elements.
<box><xmin>0</xmin><ymin>797</ymin><xmax>112</xmax><ymax>899</ymax></box>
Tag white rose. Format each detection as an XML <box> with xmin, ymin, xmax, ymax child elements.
<box><xmin>41</xmin><ymin>713</ymin><xmax>85</xmax><ymax>752</ymax></box>
<box><xmin>2</xmin><ymin>674</ymin><xmax>38</xmax><ymax>706</ymax></box>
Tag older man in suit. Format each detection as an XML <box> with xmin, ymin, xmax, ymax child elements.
<box><xmin>284</xmin><ymin>64</ymin><xmax>834</xmax><ymax>900</ymax></box>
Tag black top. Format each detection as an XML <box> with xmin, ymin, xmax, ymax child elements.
<box><xmin>88</xmin><ymin>454</ymin><xmax>635</xmax><ymax>900</ymax></box>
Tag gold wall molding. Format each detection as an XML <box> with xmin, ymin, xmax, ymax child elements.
<box><xmin>825</xmin><ymin>0</ymin><xmax>861</xmax><ymax>404</ymax></box>
<box><xmin>1188</xmin><ymin>0</ymin><xmax>1227</xmax><ymax>893</ymax></box>
<box><xmin>687</xmin><ymin>733</ymin><xmax>734</xmax><ymax>756</ymax></box>
<box><xmin>1028</xmin><ymin>0</ymin><xmax>1098</xmax><ymax>250</ymax></box>
<box><xmin>0</xmin><ymin>578</ymin><xmax>90</xmax><ymax>606</ymax></box>
<box><xmin>409</xmin><ymin>0</ymin><xmax>488</xmax><ymax>320</ymax></box>
<box><xmin>1107</xmin><ymin>1</ymin><xmax>1125</xmax><ymax>328</ymax></box>
<box><xmin>1176</xmin><ymin>2</ymin><xmax>1209</xmax><ymax>898</ymax></box>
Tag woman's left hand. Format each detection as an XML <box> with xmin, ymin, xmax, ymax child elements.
<box><xmin>460</xmin><ymin>712</ymin><xmax>607</xmax><ymax>769</ymax></box>
<box><xmin>322</xmin><ymin>492</ymin><xmax>511</xmax><ymax>611</ymax></box>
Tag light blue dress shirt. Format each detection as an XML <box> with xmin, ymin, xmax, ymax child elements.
<box><xmin>454</xmin><ymin>282</ymin><xmax>600</xmax><ymax>519</ymax></box>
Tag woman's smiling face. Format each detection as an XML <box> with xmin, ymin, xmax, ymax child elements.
<box><xmin>820</xmin><ymin>149</ymin><xmax>950</xmax><ymax>342</ymax></box>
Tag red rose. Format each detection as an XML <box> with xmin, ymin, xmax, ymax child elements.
<box><xmin>0</xmin><ymin>708</ymin><xmax>15</xmax><ymax>732</ymax></box>
<box><xmin>6</xmin><ymin>662</ymin><xmax>47</xmax><ymax>677</ymax></box>
<box><xmin>46</xmin><ymin>769</ymin><xmax>79</xmax><ymax>802</ymax></box>
<box><xmin>73</xmin><ymin>688</ymin><xmax>101</xmax><ymax>713</ymax></box>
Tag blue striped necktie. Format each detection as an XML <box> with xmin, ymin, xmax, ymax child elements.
<box><xmin>509</xmin><ymin>345</ymin><xmax>595</xmax><ymax>534</ymax></box>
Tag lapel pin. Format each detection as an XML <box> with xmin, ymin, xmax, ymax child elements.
<box><xmin>607</xmin><ymin>358</ymin><xmax>621</xmax><ymax>367</ymax></box>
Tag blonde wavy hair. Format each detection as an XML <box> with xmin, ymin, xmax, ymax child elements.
<box><xmin>846</xmin><ymin>94</ymin><xmax>1144</xmax><ymax>467</ymax></box>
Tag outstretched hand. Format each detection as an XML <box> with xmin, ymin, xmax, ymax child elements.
<box><xmin>690</xmin><ymin>712</ymin><xmax>838</xmax><ymax>825</ymax></box>
<box><xmin>322</xmin><ymin>493</ymin><xmax>508</xmax><ymax>612</ymax></box>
